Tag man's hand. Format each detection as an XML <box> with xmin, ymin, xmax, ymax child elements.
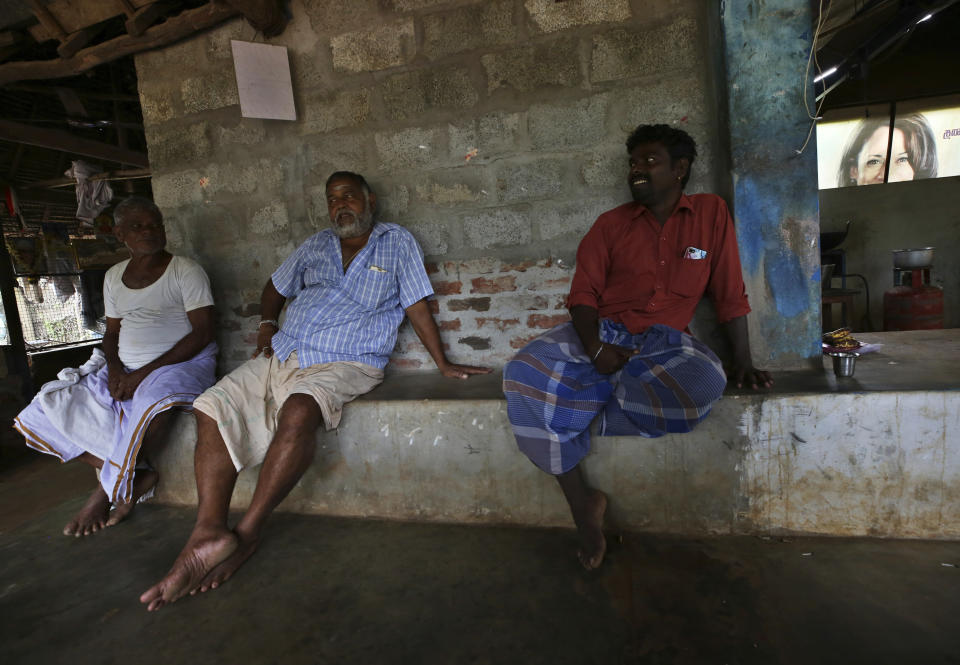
<box><xmin>722</xmin><ymin>316</ymin><xmax>770</xmax><ymax>390</ymax></box>
<box><xmin>404</xmin><ymin>299</ymin><xmax>493</xmax><ymax>379</ymax></box>
<box><xmin>252</xmin><ymin>322</ymin><xmax>277</xmax><ymax>359</ymax></box>
<box><xmin>438</xmin><ymin>362</ymin><xmax>492</xmax><ymax>380</ymax></box>
<box><xmin>108</xmin><ymin>365</ymin><xmax>150</xmax><ymax>401</ymax></box>
<box><xmin>728</xmin><ymin>363</ymin><xmax>773</xmax><ymax>390</ymax></box>
<box><xmin>107</xmin><ymin>362</ymin><xmax>126</xmax><ymax>400</ymax></box>
<box><xmin>591</xmin><ymin>343</ymin><xmax>638</xmax><ymax>375</ymax></box>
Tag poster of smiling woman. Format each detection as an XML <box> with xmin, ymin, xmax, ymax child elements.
<box><xmin>816</xmin><ymin>94</ymin><xmax>960</xmax><ymax>189</ymax></box>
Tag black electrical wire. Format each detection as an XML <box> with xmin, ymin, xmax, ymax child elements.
<box><xmin>841</xmin><ymin>272</ymin><xmax>872</xmax><ymax>331</ymax></box>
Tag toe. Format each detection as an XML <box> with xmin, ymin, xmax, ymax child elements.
<box><xmin>140</xmin><ymin>586</ymin><xmax>160</xmax><ymax>605</ymax></box>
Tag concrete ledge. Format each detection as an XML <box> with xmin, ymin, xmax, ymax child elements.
<box><xmin>152</xmin><ymin>330</ymin><xmax>960</xmax><ymax>539</ymax></box>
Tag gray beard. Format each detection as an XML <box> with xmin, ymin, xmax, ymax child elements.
<box><xmin>332</xmin><ymin>209</ymin><xmax>374</xmax><ymax>239</ymax></box>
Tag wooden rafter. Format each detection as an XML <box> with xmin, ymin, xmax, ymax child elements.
<box><xmin>27</xmin><ymin>0</ymin><xmax>157</xmax><ymax>42</ymax></box>
<box><xmin>57</xmin><ymin>25</ymin><xmax>103</xmax><ymax>59</ymax></box>
<box><xmin>22</xmin><ymin>168</ymin><xmax>151</xmax><ymax>189</ymax></box>
<box><xmin>57</xmin><ymin>87</ymin><xmax>89</xmax><ymax>117</ymax></box>
<box><xmin>29</xmin><ymin>1</ymin><xmax>68</xmax><ymax>41</ymax></box>
<box><xmin>0</xmin><ymin>118</ymin><xmax>149</xmax><ymax>167</ymax></box>
<box><xmin>124</xmin><ymin>2</ymin><xmax>172</xmax><ymax>37</ymax></box>
<box><xmin>0</xmin><ymin>2</ymin><xmax>240</xmax><ymax>86</ymax></box>
<box><xmin>7</xmin><ymin>84</ymin><xmax>140</xmax><ymax>103</ymax></box>
<box><xmin>223</xmin><ymin>0</ymin><xmax>288</xmax><ymax>38</ymax></box>
<box><xmin>0</xmin><ymin>31</ymin><xmax>30</xmax><ymax>62</ymax></box>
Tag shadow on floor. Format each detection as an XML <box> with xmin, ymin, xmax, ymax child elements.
<box><xmin>1</xmin><ymin>458</ymin><xmax>958</xmax><ymax>665</ymax></box>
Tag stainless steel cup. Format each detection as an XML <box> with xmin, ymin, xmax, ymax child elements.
<box><xmin>831</xmin><ymin>352</ymin><xmax>857</xmax><ymax>377</ymax></box>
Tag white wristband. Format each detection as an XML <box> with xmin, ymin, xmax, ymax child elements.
<box><xmin>258</xmin><ymin>319</ymin><xmax>279</xmax><ymax>328</ymax></box>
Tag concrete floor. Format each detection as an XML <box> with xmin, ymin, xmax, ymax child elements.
<box><xmin>2</xmin><ymin>452</ymin><xmax>959</xmax><ymax>665</ymax></box>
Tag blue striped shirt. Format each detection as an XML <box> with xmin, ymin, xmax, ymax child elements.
<box><xmin>270</xmin><ymin>222</ymin><xmax>434</xmax><ymax>369</ymax></box>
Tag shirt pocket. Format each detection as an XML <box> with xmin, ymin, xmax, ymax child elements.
<box><xmin>670</xmin><ymin>257</ymin><xmax>710</xmax><ymax>298</ymax></box>
<box><xmin>303</xmin><ymin>267</ymin><xmax>337</xmax><ymax>289</ymax></box>
<box><xmin>350</xmin><ymin>268</ymin><xmax>395</xmax><ymax>309</ymax></box>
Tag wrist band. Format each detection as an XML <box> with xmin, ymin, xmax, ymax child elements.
<box><xmin>592</xmin><ymin>343</ymin><xmax>604</xmax><ymax>361</ymax></box>
<box><xmin>258</xmin><ymin>319</ymin><xmax>278</xmax><ymax>328</ymax></box>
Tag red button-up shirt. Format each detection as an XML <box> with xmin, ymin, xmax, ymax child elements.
<box><xmin>567</xmin><ymin>193</ymin><xmax>751</xmax><ymax>333</ymax></box>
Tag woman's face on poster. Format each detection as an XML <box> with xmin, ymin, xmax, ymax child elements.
<box><xmin>852</xmin><ymin>126</ymin><xmax>915</xmax><ymax>185</ymax></box>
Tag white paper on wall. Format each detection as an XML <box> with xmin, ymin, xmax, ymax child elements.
<box><xmin>231</xmin><ymin>40</ymin><xmax>296</xmax><ymax>121</ymax></box>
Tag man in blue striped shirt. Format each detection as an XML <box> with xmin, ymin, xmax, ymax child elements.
<box><xmin>141</xmin><ymin>171</ymin><xmax>489</xmax><ymax>611</ymax></box>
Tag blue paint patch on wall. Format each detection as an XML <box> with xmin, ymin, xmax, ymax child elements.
<box><xmin>764</xmin><ymin>247</ymin><xmax>809</xmax><ymax>317</ymax></box>
<box><xmin>735</xmin><ymin>174</ymin><xmax>815</xmax><ymax>319</ymax></box>
<box><xmin>733</xmin><ymin>176</ymin><xmax>781</xmax><ymax>275</ymax></box>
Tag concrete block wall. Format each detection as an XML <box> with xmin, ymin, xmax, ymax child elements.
<box><xmin>135</xmin><ymin>0</ymin><xmax>726</xmax><ymax>372</ymax></box>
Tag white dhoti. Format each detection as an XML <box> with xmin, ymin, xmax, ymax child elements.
<box><xmin>14</xmin><ymin>343</ymin><xmax>217</xmax><ymax>503</ymax></box>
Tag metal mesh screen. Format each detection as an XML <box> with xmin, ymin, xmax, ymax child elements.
<box><xmin>0</xmin><ymin>297</ymin><xmax>9</xmax><ymax>346</ymax></box>
<box><xmin>14</xmin><ymin>274</ymin><xmax>103</xmax><ymax>351</ymax></box>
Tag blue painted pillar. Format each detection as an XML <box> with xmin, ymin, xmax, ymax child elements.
<box><xmin>721</xmin><ymin>0</ymin><xmax>822</xmax><ymax>368</ymax></box>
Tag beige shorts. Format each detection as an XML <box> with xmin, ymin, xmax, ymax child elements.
<box><xmin>193</xmin><ymin>351</ymin><xmax>384</xmax><ymax>471</ymax></box>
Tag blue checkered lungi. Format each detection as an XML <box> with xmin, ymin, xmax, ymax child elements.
<box><xmin>503</xmin><ymin>320</ymin><xmax>727</xmax><ymax>475</ymax></box>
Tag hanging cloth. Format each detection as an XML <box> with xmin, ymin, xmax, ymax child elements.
<box><xmin>65</xmin><ymin>161</ymin><xmax>114</xmax><ymax>224</ymax></box>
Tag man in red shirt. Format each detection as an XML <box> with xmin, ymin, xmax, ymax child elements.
<box><xmin>503</xmin><ymin>124</ymin><xmax>772</xmax><ymax>570</ymax></box>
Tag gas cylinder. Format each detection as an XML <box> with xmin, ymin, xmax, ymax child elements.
<box><xmin>883</xmin><ymin>284</ymin><xmax>944</xmax><ymax>330</ymax></box>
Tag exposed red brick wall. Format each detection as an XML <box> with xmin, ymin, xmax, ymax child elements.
<box><xmin>476</xmin><ymin>317</ymin><xmax>520</xmax><ymax>331</ymax></box>
<box><xmin>510</xmin><ymin>333</ymin><xmax>541</xmax><ymax>349</ymax></box>
<box><xmin>470</xmin><ymin>275</ymin><xmax>517</xmax><ymax>294</ymax></box>
<box><xmin>390</xmin><ymin>258</ymin><xmax>574</xmax><ymax>372</ymax></box>
<box><xmin>527</xmin><ymin>313</ymin><xmax>570</xmax><ymax>329</ymax></box>
<box><xmin>432</xmin><ymin>280</ymin><xmax>463</xmax><ymax>295</ymax></box>
<box><xmin>447</xmin><ymin>297</ymin><xmax>491</xmax><ymax>312</ymax></box>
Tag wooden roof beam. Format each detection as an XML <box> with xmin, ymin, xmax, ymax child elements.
<box><xmin>57</xmin><ymin>87</ymin><xmax>88</xmax><ymax>117</ymax></box>
<box><xmin>29</xmin><ymin>1</ymin><xmax>102</xmax><ymax>59</ymax></box>
<box><xmin>6</xmin><ymin>84</ymin><xmax>139</xmax><ymax>104</ymax></box>
<box><xmin>125</xmin><ymin>2</ymin><xmax>171</xmax><ymax>37</ymax></box>
<box><xmin>57</xmin><ymin>24</ymin><xmax>102</xmax><ymax>59</ymax></box>
<box><xmin>30</xmin><ymin>1</ymin><xmax>68</xmax><ymax>41</ymax></box>
<box><xmin>0</xmin><ymin>31</ymin><xmax>31</xmax><ymax>63</ymax></box>
<box><xmin>0</xmin><ymin>118</ymin><xmax>149</xmax><ymax>167</ymax></box>
<box><xmin>28</xmin><ymin>0</ymin><xmax>156</xmax><ymax>43</ymax></box>
<box><xmin>0</xmin><ymin>2</ymin><xmax>240</xmax><ymax>86</ymax></box>
<box><xmin>222</xmin><ymin>0</ymin><xmax>288</xmax><ymax>38</ymax></box>
<box><xmin>22</xmin><ymin>167</ymin><xmax>151</xmax><ymax>190</ymax></box>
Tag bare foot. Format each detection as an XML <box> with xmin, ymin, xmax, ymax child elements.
<box><xmin>194</xmin><ymin>528</ymin><xmax>260</xmax><ymax>594</ymax></box>
<box><xmin>105</xmin><ymin>469</ymin><xmax>159</xmax><ymax>528</ymax></box>
<box><xmin>576</xmin><ymin>490</ymin><xmax>607</xmax><ymax>570</ymax></box>
<box><xmin>63</xmin><ymin>487</ymin><xmax>111</xmax><ymax>537</ymax></box>
<box><xmin>139</xmin><ymin>525</ymin><xmax>238</xmax><ymax>611</ymax></box>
